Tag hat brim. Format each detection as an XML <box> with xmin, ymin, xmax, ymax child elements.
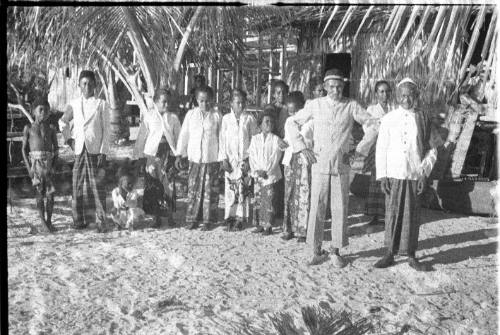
<box><xmin>324</xmin><ymin>75</ymin><xmax>347</xmax><ymax>82</ymax></box>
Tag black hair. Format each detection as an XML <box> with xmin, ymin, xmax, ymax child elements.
<box><xmin>285</xmin><ymin>91</ymin><xmax>305</xmax><ymax>110</ymax></box>
<box><xmin>231</xmin><ymin>88</ymin><xmax>247</xmax><ymax>103</ymax></box>
<box><xmin>272</xmin><ymin>80</ymin><xmax>289</xmax><ymax>93</ymax></box>
<box><xmin>309</xmin><ymin>77</ymin><xmax>323</xmax><ymax>91</ymax></box>
<box><xmin>262</xmin><ymin>104</ymin><xmax>276</xmax><ymax>114</ymax></box>
<box><xmin>258</xmin><ymin>110</ymin><xmax>276</xmax><ymax>126</ymax></box>
<box><xmin>31</xmin><ymin>97</ymin><xmax>50</xmax><ymax>111</ymax></box>
<box><xmin>195</xmin><ymin>85</ymin><xmax>214</xmax><ymax>100</ymax></box>
<box><xmin>374</xmin><ymin>80</ymin><xmax>391</xmax><ymax>92</ymax></box>
<box><xmin>153</xmin><ymin>87</ymin><xmax>174</xmax><ymax>102</ymax></box>
<box><xmin>78</xmin><ymin>70</ymin><xmax>96</xmax><ymax>83</ymax></box>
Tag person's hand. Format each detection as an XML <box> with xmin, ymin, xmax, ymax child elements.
<box><xmin>97</xmin><ymin>154</ymin><xmax>106</xmax><ymax>168</ymax></box>
<box><xmin>417</xmin><ymin>175</ymin><xmax>427</xmax><ymax>195</ymax></box>
<box><xmin>380</xmin><ymin>177</ymin><xmax>391</xmax><ymax>196</ymax></box>
<box><xmin>28</xmin><ymin>168</ymin><xmax>34</xmax><ymax>179</ymax></box>
<box><xmin>222</xmin><ymin>159</ymin><xmax>233</xmax><ymax>173</ymax></box>
<box><xmin>174</xmin><ymin>156</ymin><xmax>184</xmax><ymax>171</ymax></box>
<box><xmin>67</xmin><ymin>139</ymin><xmax>75</xmax><ymax>151</ymax></box>
<box><xmin>301</xmin><ymin>148</ymin><xmax>317</xmax><ymax>165</ymax></box>
<box><xmin>257</xmin><ymin>170</ymin><xmax>268</xmax><ymax>179</ymax></box>
<box><xmin>278</xmin><ymin>138</ymin><xmax>289</xmax><ymax>150</ymax></box>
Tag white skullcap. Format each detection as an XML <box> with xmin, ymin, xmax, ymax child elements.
<box><xmin>397</xmin><ymin>77</ymin><xmax>418</xmax><ymax>88</ymax></box>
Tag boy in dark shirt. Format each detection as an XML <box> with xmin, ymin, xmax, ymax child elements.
<box><xmin>22</xmin><ymin>99</ymin><xmax>59</xmax><ymax>233</ymax></box>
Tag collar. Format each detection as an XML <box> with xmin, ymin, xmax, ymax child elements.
<box><xmin>81</xmin><ymin>95</ymin><xmax>95</xmax><ymax>102</ymax></box>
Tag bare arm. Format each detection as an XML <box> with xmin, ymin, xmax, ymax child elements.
<box><xmin>58</xmin><ymin>104</ymin><xmax>74</xmax><ymax>145</ymax></box>
<box><xmin>21</xmin><ymin>125</ymin><xmax>32</xmax><ymax>175</ymax></box>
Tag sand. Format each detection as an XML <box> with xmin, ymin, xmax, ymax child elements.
<box><xmin>7</xmin><ymin>189</ymin><xmax>498</xmax><ymax>335</ymax></box>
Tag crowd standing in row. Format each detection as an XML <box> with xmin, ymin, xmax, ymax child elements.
<box><xmin>22</xmin><ymin>68</ymin><xmax>439</xmax><ymax>270</ymax></box>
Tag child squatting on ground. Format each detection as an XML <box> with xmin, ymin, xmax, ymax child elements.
<box><xmin>248</xmin><ymin>111</ymin><xmax>284</xmax><ymax>235</ymax></box>
<box><xmin>111</xmin><ymin>171</ymin><xmax>145</xmax><ymax>231</ymax></box>
<box><xmin>22</xmin><ymin>98</ymin><xmax>59</xmax><ymax>233</ymax></box>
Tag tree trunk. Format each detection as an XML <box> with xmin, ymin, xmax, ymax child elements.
<box><xmin>172</xmin><ymin>6</ymin><xmax>203</xmax><ymax>86</ymax></box>
<box><xmin>107</xmin><ymin>69</ymin><xmax>124</xmax><ymax>142</ymax></box>
<box><xmin>122</xmin><ymin>7</ymin><xmax>157</xmax><ymax>96</ymax></box>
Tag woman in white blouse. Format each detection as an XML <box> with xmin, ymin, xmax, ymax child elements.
<box><xmin>176</xmin><ymin>86</ymin><xmax>222</xmax><ymax>231</ymax></box>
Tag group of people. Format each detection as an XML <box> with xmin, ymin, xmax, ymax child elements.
<box><xmin>22</xmin><ymin>68</ymin><xmax>439</xmax><ymax>271</ymax></box>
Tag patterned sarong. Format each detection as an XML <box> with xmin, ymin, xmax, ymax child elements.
<box><xmin>185</xmin><ymin>161</ymin><xmax>220</xmax><ymax>225</ymax></box>
<box><xmin>29</xmin><ymin>151</ymin><xmax>56</xmax><ymax>195</ymax></box>
<box><xmin>143</xmin><ymin>142</ymin><xmax>177</xmax><ymax>216</ymax></box>
<box><xmin>252</xmin><ymin>181</ymin><xmax>276</xmax><ymax>228</ymax></box>
<box><xmin>283</xmin><ymin>153</ymin><xmax>311</xmax><ymax>237</ymax></box>
<box><xmin>384</xmin><ymin>178</ymin><xmax>421</xmax><ymax>256</ymax></box>
<box><xmin>224</xmin><ymin>174</ymin><xmax>253</xmax><ymax>221</ymax></box>
<box><xmin>72</xmin><ymin>146</ymin><xmax>106</xmax><ymax>228</ymax></box>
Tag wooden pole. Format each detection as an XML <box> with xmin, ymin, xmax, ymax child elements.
<box><xmin>256</xmin><ymin>32</ymin><xmax>262</xmax><ymax>107</ymax></box>
<box><xmin>217</xmin><ymin>68</ymin><xmax>223</xmax><ymax>104</ymax></box>
<box><xmin>282</xmin><ymin>32</ymin><xmax>288</xmax><ymax>82</ymax></box>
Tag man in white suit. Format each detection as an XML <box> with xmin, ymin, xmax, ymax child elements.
<box><xmin>285</xmin><ymin>68</ymin><xmax>373</xmax><ymax>266</ymax></box>
<box><xmin>59</xmin><ymin>70</ymin><xmax>110</xmax><ymax>231</ymax></box>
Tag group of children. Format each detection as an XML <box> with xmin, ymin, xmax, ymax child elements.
<box><xmin>22</xmin><ymin>81</ymin><xmax>320</xmax><ymax>241</ymax></box>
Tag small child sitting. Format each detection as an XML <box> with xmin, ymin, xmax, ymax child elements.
<box><xmin>111</xmin><ymin>171</ymin><xmax>145</xmax><ymax>231</ymax></box>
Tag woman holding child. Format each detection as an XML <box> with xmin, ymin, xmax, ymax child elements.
<box><xmin>142</xmin><ymin>88</ymin><xmax>181</xmax><ymax>228</ymax></box>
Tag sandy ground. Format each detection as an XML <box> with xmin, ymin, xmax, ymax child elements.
<box><xmin>7</xmin><ymin>187</ymin><xmax>498</xmax><ymax>335</ymax></box>
<box><xmin>8</xmin><ymin>127</ymin><xmax>498</xmax><ymax>334</ymax></box>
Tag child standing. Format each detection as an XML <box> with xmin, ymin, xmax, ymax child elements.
<box><xmin>282</xmin><ymin>93</ymin><xmax>312</xmax><ymax>242</ymax></box>
<box><xmin>22</xmin><ymin>98</ymin><xmax>59</xmax><ymax>233</ymax></box>
<box><xmin>248</xmin><ymin>112</ymin><xmax>283</xmax><ymax>235</ymax></box>
<box><xmin>142</xmin><ymin>88</ymin><xmax>181</xmax><ymax>228</ymax></box>
<box><xmin>219</xmin><ymin>89</ymin><xmax>259</xmax><ymax>231</ymax></box>
<box><xmin>111</xmin><ymin>172</ymin><xmax>145</xmax><ymax>231</ymax></box>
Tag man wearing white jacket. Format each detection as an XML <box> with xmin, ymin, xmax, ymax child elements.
<box><xmin>374</xmin><ymin>78</ymin><xmax>438</xmax><ymax>271</ymax></box>
<box><xmin>59</xmin><ymin>70</ymin><xmax>110</xmax><ymax>231</ymax></box>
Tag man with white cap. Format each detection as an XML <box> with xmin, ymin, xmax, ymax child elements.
<box><xmin>373</xmin><ymin>77</ymin><xmax>438</xmax><ymax>271</ymax></box>
<box><xmin>285</xmin><ymin>68</ymin><xmax>373</xmax><ymax>266</ymax></box>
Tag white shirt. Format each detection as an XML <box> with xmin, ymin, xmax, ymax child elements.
<box><xmin>248</xmin><ymin>133</ymin><xmax>283</xmax><ymax>186</ymax></box>
<box><xmin>59</xmin><ymin>96</ymin><xmax>110</xmax><ymax>155</ymax></box>
<box><xmin>219</xmin><ymin>110</ymin><xmax>259</xmax><ymax>179</ymax></box>
<box><xmin>112</xmin><ymin>187</ymin><xmax>140</xmax><ymax>210</ymax></box>
<box><xmin>282</xmin><ymin>118</ymin><xmax>313</xmax><ymax>166</ymax></box>
<box><xmin>176</xmin><ymin>107</ymin><xmax>222</xmax><ymax>163</ymax></box>
<box><xmin>143</xmin><ymin>108</ymin><xmax>181</xmax><ymax>157</ymax></box>
<box><xmin>376</xmin><ymin>106</ymin><xmax>437</xmax><ymax>180</ymax></box>
<box><xmin>356</xmin><ymin>102</ymin><xmax>394</xmax><ymax>156</ymax></box>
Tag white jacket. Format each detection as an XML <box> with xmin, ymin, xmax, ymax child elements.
<box><xmin>143</xmin><ymin>109</ymin><xmax>181</xmax><ymax>157</ymax></box>
<box><xmin>59</xmin><ymin>96</ymin><xmax>110</xmax><ymax>155</ymax></box>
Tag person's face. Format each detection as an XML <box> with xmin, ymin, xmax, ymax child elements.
<box><xmin>120</xmin><ymin>176</ymin><xmax>134</xmax><ymax>193</ymax></box>
<box><xmin>324</xmin><ymin>79</ymin><xmax>344</xmax><ymax>101</ymax></box>
<box><xmin>273</xmin><ymin>86</ymin><xmax>287</xmax><ymax>105</ymax></box>
<box><xmin>312</xmin><ymin>84</ymin><xmax>325</xmax><ymax>99</ymax></box>
<box><xmin>155</xmin><ymin>94</ymin><xmax>172</xmax><ymax>114</ymax></box>
<box><xmin>231</xmin><ymin>95</ymin><xmax>246</xmax><ymax>115</ymax></box>
<box><xmin>197</xmin><ymin>92</ymin><xmax>211</xmax><ymax>112</ymax></box>
<box><xmin>261</xmin><ymin>116</ymin><xmax>274</xmax><ymax>134</ymax></box>
<box><xmin>397</xmin><ymin>85</ymin><xmax>417</xmax><ymax>110</ymax></box>
<box><xmin>376</xmin><ymin>83</ymin><xmax>391</xmax><ymax>105</ymax></box>
<box><xmin>286</xmin><ymin>102</ymin><xmax>299</xmax><ymax>116</ymax></box>
<box><xmin>79</xmin><ymin>77</ymin><xmax>96</xmax><ymax>98</ymax></box>
<box><xmin>33</xmin><ymin>105</ymin><xmax>49</xmax><ymax>122</ymax></box>
<box><xmin>194</xmin><ymin>77</ymin><xmax>205</xmax><ymax>88</ymax></box>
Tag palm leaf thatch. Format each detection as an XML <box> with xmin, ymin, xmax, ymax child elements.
<box><xmin>285</xmin><ymin>5</ymin><xmax>497</xmax><ymax>105</ymax></box>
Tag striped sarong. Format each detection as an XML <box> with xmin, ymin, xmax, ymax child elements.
<box><xmin>29</xmin><ymin>151</ymin><xmax>56</xmax><ymax>195</ymax></box>
<box><xmin>185</xmin><ymin>161</ymin><xmax>220</xmax><ymax>225</ymax></box>
<box><xmin>384</xmin><ymin>178</ymin><xmax>421</xmax><ymax>256</ymax></box>
<box><xmin>72</xmin><ymin>146</ymin><xmax>106</xmax><ymax>228</ymax></box>
<box><xmin>365</xmin><ymin>169</ymin><xmax>385</xmax><ymax>217</ymax></box>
